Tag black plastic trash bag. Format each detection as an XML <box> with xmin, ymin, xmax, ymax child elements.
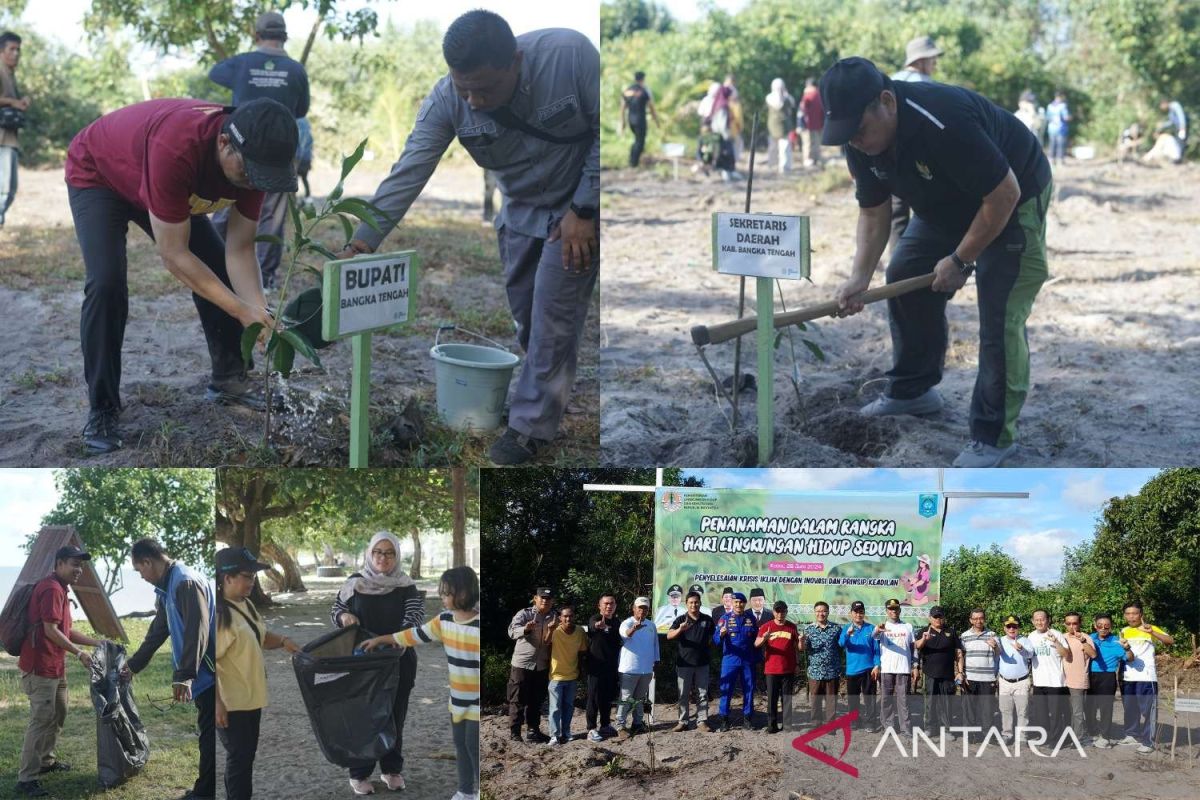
<box><xmin>293</xmin><ymin>625</ymin><xmax>408</xmax><ymax>767</ymax></box>
<box><xmin>89</xmin><ymin>640</ymin><xmax>150</xmax><ymax>788</ymax></box>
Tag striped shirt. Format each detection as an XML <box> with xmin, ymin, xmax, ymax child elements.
<box><xmin>958</xmin><ymin>628</ymin><xmax>1000</xmax><ymax>682</ymax></box>
<box><xmin>393</xmin><ymin>611</ymin><xmax>480</xmax><ymax>723</ymax></box>
<box><xmin>329</xmin><ymin>584</ymin><xmax>424</xmax><ymax>631</ymax></box>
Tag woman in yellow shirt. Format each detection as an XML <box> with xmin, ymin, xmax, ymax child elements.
<box><xmin>215</xmin><ymin>548</ymin><xmax>301</xmax><ymax>800</ymax></box>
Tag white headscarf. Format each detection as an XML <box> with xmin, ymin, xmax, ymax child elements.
<box><xmin>697</xmin><ymin>81</ymin><xmax>721</xmax><ymax>119</ymax></box>
<box><xmin>336</xmin><ymin>531</ymin><xmax>415</xmax><ymax>601</ymax></box>
<box><xmin>766</xmin><ymin>78</ymin><xmax>788</xmax><ymax>110</ymax></box>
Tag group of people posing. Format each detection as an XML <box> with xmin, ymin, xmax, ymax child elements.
<box><xmin>506</xmin><ymin>588</ymin><xmax>1173</xmax><ymax>755</ymax></box>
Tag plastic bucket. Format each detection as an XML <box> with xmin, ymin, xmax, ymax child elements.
<box><xmin>430</xmin><ymin>332</ymin><xmax>520</xmax><ymax>431</ymax></box>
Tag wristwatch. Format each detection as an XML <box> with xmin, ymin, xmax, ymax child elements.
<box><xmin>950</xmin><ymin>251</ymin><xmax>976</xmax><ymax>277</ymax></box>
<box><xmin>569</xmin><ymin>202</ymin><xmax>596</xmax><ymax>220</ymax></box>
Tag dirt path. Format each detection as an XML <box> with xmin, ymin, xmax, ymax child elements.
<box><xmin>600</xmin><ymin>158</ymin><xmax>1200</xmax><ymax>466</ymax></box>
<box><xmin>0</xmin><ymin>161</ymin><xmax>598</xmax><ymax>466</ymax></box>
<box><xmin>481</xmin><ymin>697</ymin><xmax>1200</xmax><ymax>800</ymax></box>
<box><xmin>216</xmin><ymin>587</ymin><xmax>459</xmax><ymax>800</ymax></box>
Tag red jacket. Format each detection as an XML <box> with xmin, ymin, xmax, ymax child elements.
<box><xmin>800</xmin><ymin>86</ymin><xmax>824</xmax><ymax>131</ymax></box>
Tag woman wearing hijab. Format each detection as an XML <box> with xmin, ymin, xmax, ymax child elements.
<box><xmin>329</xmin><ymin>531</ymin><xmax>423</xmax><ymax>796</ymax></box>
<box><xmin>765</xmin><ymin>78</ymin><xmax>796</xmax><ymax>174</ymax></box>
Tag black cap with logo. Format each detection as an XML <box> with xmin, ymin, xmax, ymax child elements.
<box><xmin>819</xmin><ymin>57</ymin><xmax>888</xmax><ymax>147</ymax></box>
<box><xmin>225</xmin><ymin>97</ymin><xmax>299</xmax><ymax>193</ymax></box>
<box><xmin>217</xmin><ymin>547</ymin><xmax>269</xmax><ymax>575</ymax></box>
<box><xmin>55</xmin><ymin>545</ymin><xmax>91</xmax><ymax>562</ymax></box>
<box><xmin>850</xmin><ymin>600</ymin><xmax>866</xmax><ymax>612</ymax></box>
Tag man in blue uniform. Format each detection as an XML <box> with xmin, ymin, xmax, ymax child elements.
<box><xmin>208</xmin><ymin>11</ymin><xmax>310</xmax><ymax>288</ymax></box>
<box><xmin>713</xmin><ymin>591</ymin><xmax>758</xmax><ymax>730</ymax></box>
<box><xmin>339</xmin><ymin>10</ymin><xmax>599</xmax><ymax>466</ymax></box>
<box><xmin>822</xmin><ymin>57</ymin><xmax>1052</xmax><ymax>467</ymax></box>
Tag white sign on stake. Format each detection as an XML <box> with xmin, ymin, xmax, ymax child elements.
<box><xmin>322</xmin><ymin>251</ymin><xmax>418</xmax><ymax>341</ymax></box>
<box><xmin>712</xmin><ymin>212</ymin><xmax>810</xmax><ymax>280</ymax></box>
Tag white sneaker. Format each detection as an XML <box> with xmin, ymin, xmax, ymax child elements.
<box><xmin>1136</xmin><ymin>744</ymin><xmax>1154</xmax><ymax>754</ymax></box>
<box><xmin>546</xmin><ymin>737</ymin><xmax>560</xmax><ymax>747</ymax></box>
<box><xmin>588</xmin><ymin>729</ymin><xmax>603</xmax><ymax>742</ymax></box>
<box><xmin>861</xmin><ymin>388</ymin><xmax>944</xmax><ymax>418</ymax></box>
<box><xmin>350</xmin><ymin>778</ymin><xmax>376</xmax><ymax>795</ymax></box>
<box><xmin>382</xmin><ymin>773</ymin><xmax>406</xmax><ymax>790</ymax></box>
<box><xmin>1116</xmin><ymin>735</ymin><xmax>1139</xmax><ymax>746</ymax></box>
<box><xmin>1093</xmin><ymin>737</ymin><xmax>1110</xmax><ymax>748</ymax></box>
<box><xmin>952</xmin><ymin>440</ymin><xmax>1017</xmax><ymax>467</ymax></box>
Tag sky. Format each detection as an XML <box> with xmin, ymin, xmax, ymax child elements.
<box><xmin>13</xmin><ymin>0</ymin><xmax>600</xmax><ymax>75</ymax></box>
<box><xmin>680</xmin><ymin>468</ymin><xmax>1158</xmax><ymax>585</ymax></box>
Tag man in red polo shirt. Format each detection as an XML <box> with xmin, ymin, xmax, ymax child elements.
<box><xmin>755</xmin><ymin>600</ymin><xmax>801</xmax><ymax>733</ymax></box>
<box><xmin>15</xmin><ymin>545</ymin><xmax>103</xmax><ymax>798</ymax></box>
<box><xmin>65</xmin><ymin>97</ymin><xmax>298</xmax><ymax>455</ymax></box>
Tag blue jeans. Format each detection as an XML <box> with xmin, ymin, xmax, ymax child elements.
<box><xmin>1049</xmin><ymin>132</ymin><xmax>1068</xmax><ymax>162</ymax></box>
<box><xmin>1121</xmin><ymin>680</ymin><xmax>1157</xmax><ymax>746</ymax></box>
<box><xmin>547</xmin><ymin>679</ymin><xmax>577</xmax><ymax>740</ymax></box>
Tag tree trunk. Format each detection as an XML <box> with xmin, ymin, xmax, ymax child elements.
<box><xmin>452</xmin><ymin>467</ymin><xmax>466</xmax><ymax>567</ymax></box>
<box><xmin>299</xmin><ymin>16</ymin><xmax>322</xmax><ymax>66</ymax></box>
<box><xmin>323</xmin><ymin>543</ymin><xmax>336</xmax><ymax>566</ymax></box>
<box><xmin>409</xmin><ymin>529</ymin><xmax>423</xmax><ymax>580</ymax></box>
<box><xmin>262</xmin><ymin>542</ymin><xmax>307</xmax><ymax>593</ymax></box>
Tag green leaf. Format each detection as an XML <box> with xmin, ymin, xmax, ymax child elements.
<box><xmin>340</xmin><ymin>138</ymin><xmax>369</xmax><ymax>181</ymax></box>
<box><xmin>272</xmin><ymin>338</ymin><xmax>296</xmax><ymax>378</ymax></box>
<box><xmin>240</xmin><ymin>323</ymin><xmax>264</xmax><ymax>368</ymax></box>
<box><xmin>306</xmin><ymin>241</ymin><xmax>340</xmax><ymax>261</ymax></box>
<box><xmin>279</xmin><ymin>328</ymin><xmax>322</xmax><ymax>369</ymax></box>
<box><xmin>795</xmin><ymin>321</ymin><xmax>807</xmax><ymax>331</ymax></box>
<box><xmin>255</xmin><ymin>234</ymin><xmax>285</xmax><ymax>247</ymax></box>
<box><xmin>331</xmin><ymin>198</ymin><xmax>382</xmax><ymax>232</ymax></box>
<box><xmin>773</xmin><ymin>331</ymin><xmax>784</xmax><ymax>350</ymax></box>
<box><xmin>336</xmin><ymin>213</ymin><xmax>355</xmax><ymax>245</ymax></box>
<box><xmin>300</xmin><ymin>201</ymin><xmax>316</xmax><ymax>220</ymax></box>
<box><xmin>328</xmin><ymin>183</ymin><xmax>344</xmax><ymax>203</ymax></box>
<box><xmin>801</xmin><ymin>338</ymin><xmax>826</xmax><ymax>362</ymax></box>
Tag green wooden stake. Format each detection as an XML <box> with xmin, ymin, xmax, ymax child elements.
<box><xmin>756</xmin><ymin>275</ymin><xmax>773</xmax><ymax>465</ymax></box>
<box><xmin>349</xmin><ymin>332</ymin><xmax>372</xmax><ymax>467</ymax></box>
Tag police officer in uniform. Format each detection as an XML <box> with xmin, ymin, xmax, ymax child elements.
<box><xmin>339</xmin><ymin>10</ymin><xmax>599</xmax><ymax>465</ymax></box>
<box><xmin>821</xmin><ymin>57</ymin><xmax>1052</xmax><ymax>467</ymax></box>
<box><xmin>713</xmin><ymin>591</ymin><xmax>758</xmax><ymax>730</ymax></box>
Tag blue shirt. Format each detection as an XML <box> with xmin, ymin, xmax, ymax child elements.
<box><xmin>208</xmin><ymin>47</ymin><xmax>310</xmax><ymax>119</ymax></box>
<box><xmin>838</xmin><ymin>622</ymin><xmax>881</xmax><ymax>676</ymax></box>
<box><xmin>1045</xmin><ymin>100</ymin><xmax>1070</xmax><ymax>137</ymax></box>
<box><xmin>997</xmin><ymin>635</ymin><xmax>1033</xmax><ymax>680</ymax></box>
<box><xmin>1090</xmin><ymin>632</ymin><xmax>1127</xmax><ymax>673</ymax></box>
<box><xmin>713</xmin><ymin>611</ymin><xmax>758</xmax><ymax>663</ymax></box>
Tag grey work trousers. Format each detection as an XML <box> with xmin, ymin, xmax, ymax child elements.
<box><xmin>879</xmin><ymin>672</ymin><xmax>912</xmax><ymax>733</ymax></box>
<box><xmin>0</xmin><ymin>144</ymin><xmax>17</xmax><ymax>223</ymax></box>
<box><xmin>497</xmin><ymin>219</ymin><xmax>598</xmax><ymax>440</ymax></box>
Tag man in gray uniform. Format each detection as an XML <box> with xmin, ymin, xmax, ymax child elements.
<box><xmin>339</xmin><ymin>10</ymin><xmax>599</xmax><ymax>465</ymax></box>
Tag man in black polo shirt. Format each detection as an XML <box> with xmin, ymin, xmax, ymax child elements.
<box><xmin>914</xmin><ymin>606</ymin><xmax>960</xmax><ymax>738</ymax></box>
<box><xmin>208</xmin><ymin>11</ymin><xmax>310</xmax><ymax>288</ymax></box>
<box><xmin>667</xmin><ymin>589</ymin><xmax>714</xmax><ymax>732</ymax></box>
<box><xmin>620</xmin><ymin>71</ymin><xmax>660</xmax><ymax>167</ymax></box>
<box><xmin>822</xmin><ymin>57</ymin><xmax>1053</xmax><ymax>467</ymax></box>
<box><xmin>585</xmin><ymin>593</ymin><xmax>622</xmax><ymax>742</ymax></box>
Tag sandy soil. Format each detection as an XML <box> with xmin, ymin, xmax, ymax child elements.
<box><xmin>0</xmin><ymin>161</ymin><xmax>598</xmax><ymax>466</ymax></box>
<box><xmin>600</xmin><ymin>157</ymin><xmax>1200</xmax><ymax>466</ymax></box>
<box><xmin>480</xmin><ymin>682</ymin><xmax>1200</xmax><ymax>800</ymax></box>
<box><xmin>215</xmin><ymin>586</ymin><xmax>460</xmax><ymax>800</ymax></box>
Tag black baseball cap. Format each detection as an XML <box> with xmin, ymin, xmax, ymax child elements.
<box><xmin>850</xmin><ymin>600</ymin><xmax>866</xmax><ymax>612</ymax></box>
<box><xmin>217</xmin><ymin>547</ymin><xmax>269</xmax><ymax>575</ymax></box>
<box><xmin>255</xmin><ymin>11</ymin><xmax>288</xmax><ymax>39</ymax></box>
<box><xmin>55</xmin><ymin>545</ymin><xmax>91</xmax><ymax>561</ymax></box>
<box><xmin>929</xmin><ymin>606</ymin><xmax>945</xmax><ymax>618</ymax></box>
<box><xmin>535</xmin><ymin>587</ymin><xmax>553</xmax><ymax>599</ymax></box>
<box><xmin>819</xmin><ymin>57</ymin><xmax>888</xmax><ymax>146</ymax></box>
<box><xmin>224</xmin><ymin>98</ymin><xmax>299</xmax><ymax>193</ymax></box>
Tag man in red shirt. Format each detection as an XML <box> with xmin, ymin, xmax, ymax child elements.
<box><xmin>755</xmin><ymin>600</ymin><xmax>801</xmax><ymax>733</ymax></box>
<box><xmin>16</xmin><ymin>546</ymin><xmax>103</xmax><ymax>798</ymax></box>
<box><xmin>65</xmin><ymin>97</ymin><xmax>298</xmax><ymax>455</ymax></box>
<box><xmin>799</xmin><ymin>77</ymin><xmax>824</xmax><ymax>167</ymax></box>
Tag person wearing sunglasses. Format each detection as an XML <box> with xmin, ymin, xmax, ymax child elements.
<box><xmin>329</xmin><ymin>532</ymin><xmax>422</xmax><ymax>795</ymax></box>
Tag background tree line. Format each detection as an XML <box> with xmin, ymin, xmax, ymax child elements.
<box><xmin>600</xmin><ymin>0</ymin><xmax>1200</xmax><ymax>167</ymax></box>
<box><xmin>482</xmin><ymin>467</ymin><xmax>1200</xmax><ymax>704</ymax></box>
<box><xmin>0</xmin><ymin>0</ymin><xmax>466</xmax><ymax>167</ymax></box>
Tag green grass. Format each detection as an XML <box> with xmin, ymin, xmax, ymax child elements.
<box><xmin>0</xmin><ymin>620</ymin><xmax>204</xmax><ymax>799</ymax></box>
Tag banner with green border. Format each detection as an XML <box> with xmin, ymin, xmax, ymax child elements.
<box><xmin>652</xmin><ymin>488</ymin><xmax>942</xmax><ymax>631</ymax></box>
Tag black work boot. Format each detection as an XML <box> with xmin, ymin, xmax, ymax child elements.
<box><xmin>205</xmin><ymin>375</ymin><xmax>283</xmax><ymax>412</ymax></box>
<box><xmin>82</xmin><ymin>408</ymin><xmax>122</xmax><ymax>454</ymax></box>
<box><xmin>488</xmin><ymin>427</ymin><xmax>546</xmax><ymax>466</ymax></box>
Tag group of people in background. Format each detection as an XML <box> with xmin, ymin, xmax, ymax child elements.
<box><xmin>506</xmin><ymin>587</ymin><xmax>1174</xmax><ymax>756</ymax></box>
<box><xmin>619</xmin><ymin>33</ymin><xmax>1189</xmax><ymax>178</ymax></box>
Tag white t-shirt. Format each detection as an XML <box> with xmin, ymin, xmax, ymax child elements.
<box><xmin>1028</xmin><ymin>629</ymin><xmax>1068</xmax><ymax>687</ymax></box>
<box><xmin>1121</xmin><ymin>625</ymin><xmax>1163</xmax><ymax>682</ymax></box>
<box><xmin>876</xmin><ymin>620</ymin><xmax>915</xmax><ymax>673</ymax></box>
<box><xmin>617</xmin><ymin>616</ymin><xmax>660</xmax><ymax>674</ymax></box>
